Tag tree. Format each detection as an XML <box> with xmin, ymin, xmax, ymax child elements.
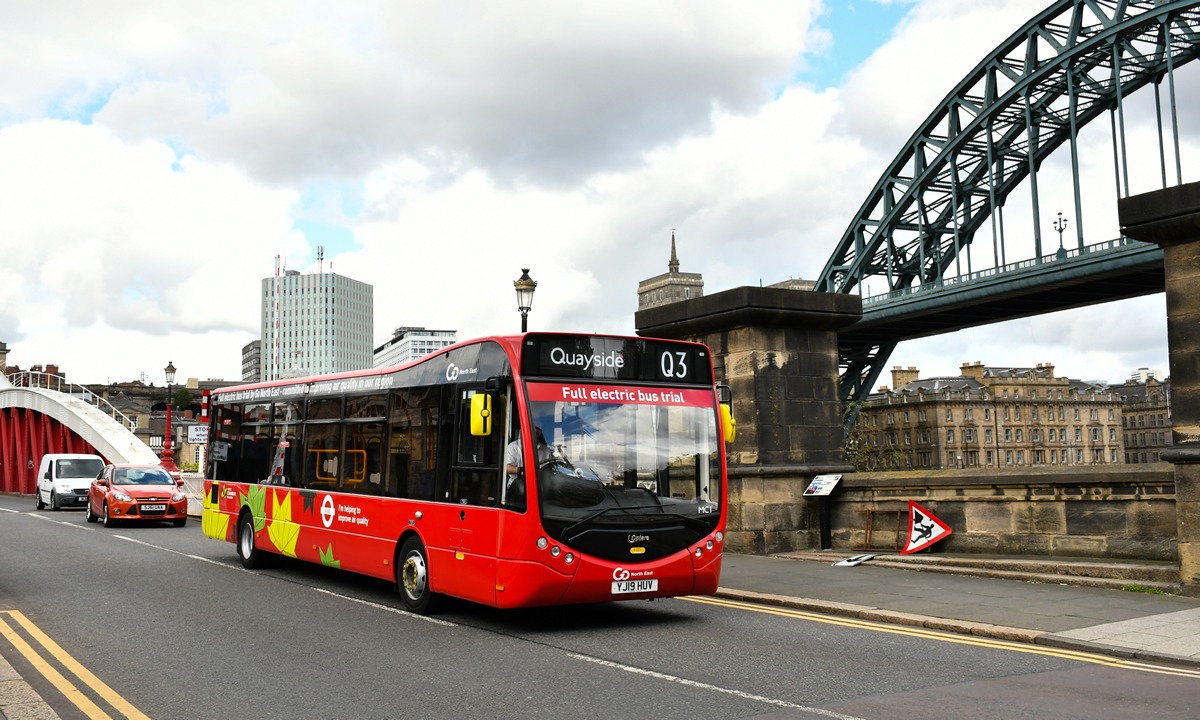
<box><xmin>844</xmin><ymin>402</ymin><xmax>907</xmax><ymax>473</ymax></box>
<box><xmin>172</xmin><ymin>388</ymin><xmax>193</xmax><ymax>410</ymax></box>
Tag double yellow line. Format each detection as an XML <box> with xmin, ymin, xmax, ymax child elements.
<box><xmin>683</xmin><ymin>596</ymin><xmax>1200</xmax><ymax>680</ymax></box>
<box><xmin>0</xmin><ymin>610</ymin><xmax>150</xmax><ymax>720</ymax></box>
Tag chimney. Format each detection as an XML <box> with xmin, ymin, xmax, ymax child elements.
<box><xmin>891</xmin><ymin>366</ymin><xmax>919</xmax><ymax>389</ymax></box>
<box><xmin>878</xmin><ymin>385</ymin><xmax>890</xmax><ymax>393</ymax></box>
<box><xmin>960</xmin><ymin>361</ymin><xmax>986</xmax><ymax>380</ymax></box>
<box><xmin>1042</xmin><ymin>362</ymin><xmax>1054</xmax><ymax>378</ymax></box>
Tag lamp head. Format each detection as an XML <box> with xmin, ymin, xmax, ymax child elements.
<box><xmin>164</xmin><ymin>361</ymin><xmax>177</xmax><ymax>386</ymax></box>
<box><xmin>514</xmin><ymin>268</ymin><xmax>537</xmax><ymax>314</ymax></box>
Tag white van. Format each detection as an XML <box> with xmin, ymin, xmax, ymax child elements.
<box><xmin>35</xmin><ymin>454</ymin><xmax>105</xmax><ymax>511</ymax></box>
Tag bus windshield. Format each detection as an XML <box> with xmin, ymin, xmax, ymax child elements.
<box><xmin>524</xmin><ymin>382</ymin><xmax>721</xmax><ymax>549</ymax></box>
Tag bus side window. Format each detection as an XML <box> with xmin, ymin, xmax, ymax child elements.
<box><xmin>449</xmin><ymin>388</ymin><xmax>500</xmax><ymax>507</ymax></box>
<box><xmin>210</xmin><ymin>403</ymin><xmax>243</xmax><ymax>481</ymax></box>
<box><xmin>304</xmin><ymin>423</ymin><xmax>342</xmax><ymax>490</ymax></box>
<box><xmin>389</xmin><ymin>388</ymin><xmax>438</xmax><ymax>501</ymax></box>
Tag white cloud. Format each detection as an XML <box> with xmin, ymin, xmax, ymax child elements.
<box><xmin>0</xmin><ymin>0</ymin><xmax>1187</xmax><ymax>388</ymax></box>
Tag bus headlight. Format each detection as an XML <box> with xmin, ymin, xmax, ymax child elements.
<box><xmin>694</xmin><ymin>547</ymin><xmax>703</xmax><ymax>559</ymax></box>
<box><xmin>706</xmin><ymin>540</ymin><xmax>714</xmax><ymax>551</ymax></box>
<box><xmin>716</xmin><ymin>532</ymin><xmax>723</xmax><ymax>543</ymax></box>
<box><xmin>537</xmin><ymin>537</ymin><xmax>548</xmax><ymax>549</ymax></box>
<box><xmin>551</xmin><ymin>546</ymin><xmax>561</xmax><ymax>558</ymax></box>
<box><xmin>564</xmin><ymin>553</ymin><xmax>574</xmax><ymax>564</ymax></box>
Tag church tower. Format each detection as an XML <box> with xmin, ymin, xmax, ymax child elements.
<box><xmin>637</xmin><ymin>231</ymin><xmax>704</xmax><ymax>310</ymax></box>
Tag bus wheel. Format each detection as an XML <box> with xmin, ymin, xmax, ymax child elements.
<box><xmin>397</xmin><ymin>537</ymin><xmax>437</xmax><ymax>614</ymax></box>
<box><xmin>238</xmin><ymin>514</ymin><xmax>267</xmax><ymax>569</ymax></box>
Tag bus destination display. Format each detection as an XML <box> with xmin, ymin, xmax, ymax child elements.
<box><xmin>521</xmin><ymin>334</ymin><xmax>712</xmax><ymax>384</ymax></box>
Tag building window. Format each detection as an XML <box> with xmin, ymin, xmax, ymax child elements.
<box><xmin>1015</xmin><ymin>406</ymin><xmax>1022</xmax><ymax>420</ymax></box>
<box><xmin>1003</xmin><ymin>390</ymin><xmax>1008</xmax><ymax>399</ymax></box>
<box><xmin>1032</xmin><ymin>406</ymin><xmax>1039</xmax><ymax>420</ymax></box>
<box><xmin>1091</xmin><ymin>428</ymin><xmax>1100</xmax><ymax>442</ymax></box>
<box><xmin>1049</xmin><ymin>429</ymin><xmax>1056</xmax><ymax>441</ymax></box>
<box><xmin>1035</xmin><ymin>450</ymin><xmax>1044</xmax><ymax>463</ymax></box>
<box><xmin>1031</xmin><ymin>429</ymin><xmax>1040</xmax><ymax>442</ymax></box>
<box><xmin>946</xmin><ymin>429</ymin><xmax>955</xmax><ymax>444</ymax></box>
<box><xmin>1077</xmin><ymin>449</ymin><xmax>1083</xmax><ymax>463</ymax></box>
<box><xmin>966</xmin><ymin>451</ymin><xmax>978</xmax><ymax>465</ymax></box>
<box><xmin>1090</xmin><ymin>409</ymin><xmax>1099</xmax><ymax>421</ymax></box>
<box><xmin>984</xmin><ymin>408</ymin><xmax>991</xmax><ymax>420</ymax></box>
<box><xmin>1112</xmin><ymin>449</ymin><xmax>1119</xmax><ymax>462</ymax></box>
<box><xmin>1139</xmin><ymin>416</ymin><xmax>1145</xmax><ymax>427</ymax></box>
<box><xmin>946</xmin><ymin>409</ymin><xmax>953</xmax><ymax>421</ymax></box>
<box><xmin>965</xmin><ymin>408</ymin><xmax>973</xmax><ymax>421</ymax></box>
<box><xmin>1004</xmin><ymin>406</ymin><xmax>1010</xmax><ymax>420</ymax></box>
<box><xmin>904</xmin><ymin>432</ymin><xmax>911</xmax><ymax>445</ymax></box>
<box><xmin>963</xmin><ymin>429</ymin><xmax>975</xmax><ymax>442</ymax></box>
<box><xmin>1075</xmin><ymin>428</ymin><xmax>1082</xmax><ymax>442</ymax></box>
<box><xmin>1074</xmin><ymin>409</ymin><xmax>1080</xmax><ymax>421</ymax></box>
<box><xmin>1017</xmin><ymin>450</ymin><xmax>1024</xmax><ymax>464</ymax></box>
<box><xmin>1059</xmin><ymin>406</ymin><xmax>1065</xmax><ymax>420</ymax></box>
<box><xmin>1004</xmin><ymin>429</ymin><xmax>1012</xmax><ymax>442</ymax></box>
<box><xmin>985</xmin><ymin>429</ymin><xmax>993</xmax><ymax>443</ymax></box>
<box><xmin>1016</xmin><ymin>429</ymin><xmax>1024</xmax><ymax>442</ymax></box>
<box><xmin>904</xmin><ymin>411</ymin><xmax>910</xmax><ymax>423</ymax></box>
<box><xmin>919</xmin><ymin>410</ymin><xmax>927</xmax><ymax>421</ymax></box>
<box><xmin>1014</xmin><ymin>390</ymin><xmax>1020</xmax><ymax>399</ymax></box>
<box><xmin>1153</xmin><ymin>452</ymin><xmax>1160</xmax><ymax>462</ymax></box>
<box><xmin>1031</xmin><ymin>390</ymin><xmax>1037</xmax><ymax>399</ymax></box>
<box><xmin>1093</xmin><ymin>449</ymin><xmax>1104</xmax><ymax>463</ymax></box>
<box><xmin>986</xmin><ymin>450</ymin><xmax>994</xmax><ymax>465</ymax></box>
<box><xmin>887</xmin><ymin>413</ymin><xmax>894</xmax><ymax>425</ymax></box>
<box><xmin>1006</xmin><ymin>450</ymin><xmax>1013</xmax><ymax>465</ymax></box>
<box><xmin>1051</xmin><ymin>449</ymin><xmax>1058</xmax><ymax>463</ymax></box>
<box><xmin>1108</xmin><ymin>409</ymin><xmax>1114</xmax><ymax>421</ymax></box>
<box><xmin>1109</xmin><ymin>428</ymin><xmax>1116</xmax><ymax>441</ymax></box>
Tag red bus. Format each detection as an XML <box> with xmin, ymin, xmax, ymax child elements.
<box><xmin>202</xmin><ymin>333</ymin><xmax>734</xmax><ymax>613</ymax></box>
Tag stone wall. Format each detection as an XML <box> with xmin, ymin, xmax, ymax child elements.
<box><xmin>829</xmin><ymin>465</ymin><xmax>1177</xmax><ymax>561</ymax></box>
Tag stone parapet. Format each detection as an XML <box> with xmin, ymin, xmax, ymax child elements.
<box><xmin>830</xmin><ymin>465</ymin><xmax>1177</xmax><ymax>561</ymax></box>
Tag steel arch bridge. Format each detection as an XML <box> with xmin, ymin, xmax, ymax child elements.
<box><xmin>0</xmin><ymin>375</ymin><xmax>158</xmax><ymax>494</ymax></box>
<box><xmin>817</xmin><ymin>0</ymin><xmax>1200</xmax><ymax>411</ymax></box>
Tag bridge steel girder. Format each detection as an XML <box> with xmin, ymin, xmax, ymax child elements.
<box><xmin>818</xmin><ymin>0</ymin><xmax>1200</xmax><ymax>298</ymax></box>
<box><xmin>817</xmin><ymin>0</ymin><xmax>1200</xmax><ymax>410</ymax></box>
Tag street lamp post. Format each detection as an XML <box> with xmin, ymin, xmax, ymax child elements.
<box><xmin>514</xmin><ymin>268</ymin><xmax>537</xmax><ymax>333</ymax></box>
<box><xmin>1053</xmin><ymin>212</ymin><xmax>1069</xmax><ymax>260</ymax></box>
<box><xmin>160</xmin><ymin>361</ymin><xmax>180</xmax><ymax>477</ymax></box>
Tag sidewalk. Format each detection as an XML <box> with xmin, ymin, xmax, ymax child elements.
<box><xmin>719</xmin><ymin>552</ymin><xmax>1200</xmax><ymax>666</ymax></box>
<box><xmin>0</xmin><ymin>651</ymin><xmax>58</xmax><ymax>720</ymax></box>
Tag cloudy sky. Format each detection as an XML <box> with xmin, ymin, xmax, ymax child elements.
<box><xmin>0</xmin><ymin>0</ymin><xmax>1191</xmax><ymax>387</ymax></box>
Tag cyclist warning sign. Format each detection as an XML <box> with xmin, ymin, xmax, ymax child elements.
<box><xmin>902</xmin><ymin>501</ymin><xmax>952</xmax><ymax>554</ymax></box>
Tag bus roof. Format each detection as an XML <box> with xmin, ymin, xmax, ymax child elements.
<box><xmin>212</xmin><ymin>332</ymin><xmax>708</xmax><ymax>399</ymax></box>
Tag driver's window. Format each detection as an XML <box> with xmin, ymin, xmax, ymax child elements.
<box><xmin>450</xmin><ymin>388</ymin><xmax>501</xmax><ymax>506</ymax></box>
<box><xmin>501</xmin><ymin>389</ymin><xmax>525</xmax><ymax>512</ymax></box>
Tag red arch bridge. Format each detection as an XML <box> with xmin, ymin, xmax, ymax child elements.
<box><xmin>0</xmin><ymin>373</ymin><xmax>158</xmax><ymax>494</ymax></box>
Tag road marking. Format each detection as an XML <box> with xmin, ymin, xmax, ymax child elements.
<box><xmin>0</xmin><ymin>507</ymin><xmax>18</xmax><ymax>513</ymax></box>
<box><xmin>311</xmin><ymin>588</ymin><xmax>457</xmax><ymax>627</ymax></box>
<box><xmin>681</xmin><ymin>596</ymin><xmax>1200</xmax><ymax>679</ymax></box>
<box><xmin>0</xmin><ymin>610</ymin><xmax>151</xmax><ymax>720</ymax></box>
<box><xmin>113</xmin><ymin>535</ymin><xmax>255</xmax><ymax>574</ymax></box>
<box><xmin>567</xmin><ymin>652</ymin><xmax>865</xmax><ymax>719</ymax></box>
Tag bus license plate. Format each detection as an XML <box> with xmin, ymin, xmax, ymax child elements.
<box><xmin>141</xmin><ymin>504</ymin><xmax>166</xmax><ymax>511</ymax></box>
<box><xmin>612</xmin><ymin>579</ymin><xmax>658</xmax><ymax>595</ymax></box>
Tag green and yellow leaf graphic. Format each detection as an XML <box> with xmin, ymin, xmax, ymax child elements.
<box><xmin>267</xmin><ymin>489</ymin><xmax>299</xmax><ymax>558</ymax></box>
<box><xmin>319</xmin><ymin>543</ymin><xmax>341</xmax><ymax>569</ymax></box>
<box><xmin>202</xmin><ymin>509</ymin><xmax>229</xmax><ymax>541</ymax></box>
<box><xmin>244</xmin><ymin>484</ymin><xmax>267</xmax><ymax>531</ymax></box>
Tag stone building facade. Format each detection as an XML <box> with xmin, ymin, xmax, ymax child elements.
<box><xmin>1118</xmin><ymin>376</ymin><xmax>1173</xmax><ymax>464</ymax></box>
<box><xmin>860</xmin><ymin>362</ymin><xmax>1125</xmax><ymax>469</ymax></box>
<box><xmin>637</xmin><ymin>233</ymin><xmax>704</xmax><ymax>310</ymax></box>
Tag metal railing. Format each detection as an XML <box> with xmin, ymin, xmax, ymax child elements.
<box><xmin>862</xmin><ymin>236</ymin><xmax>1153</xmax><ymax>307</ymax></box>
<box><xmin>4</xmin><ymin>371</ymin><xmax>137</xmax><ymax>430</ymax></box>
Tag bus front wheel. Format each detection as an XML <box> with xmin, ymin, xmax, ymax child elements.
<box><xmin>238</xmin><ymin>514</ymin><xmax>267</xmax><ymax>569</ymax></box>
<box><xmin>397</xmin><ymin>537</ymin><xmax>437</xmax><ymax>614</ymax></box>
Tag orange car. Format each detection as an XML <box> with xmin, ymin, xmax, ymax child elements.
<box><xmin>86</xmin><ymin>464</ymin><xmax>189</xmax><ymax>528</ymax></box>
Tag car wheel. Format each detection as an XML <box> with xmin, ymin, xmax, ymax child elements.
<box><xmin>237</xmin><ymin>514</ymin><xmax>266</xmax><ymax>569</ymax></box>
<box><xmin>173</xmin><ymin>517</ymin><xmax>187</xmax><ymax>528</ymax></box>
<box><xmin>35</xmin><ymin>488</ymin><xmax>45</xmax><ymax>511</ymax></box>
<box><xmin>396</xmin><ymin>536</ymin><xmax>438</xmax><ymax>615</ymax></box>
<box><xmin>102</xmin><ymin>501</ymin><xmax>117</xmax><ymax>528</ymax></box>
<box><xmin>85</xmin><ymin>501</ymin><xmax>98</xmax><ymax>523</ymax></box>
<box><xmin>50</xmin><ymin>490</ymin><xmax>60</xmax><ymax>511</ymax></box>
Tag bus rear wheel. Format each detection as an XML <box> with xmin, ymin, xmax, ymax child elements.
<box><xmin>237</xmin><ymin>514</ymin><xmax>267</xmax><ymax>569</ymax></box>
<box><xmin>397</xmin><ymin>537</ymin><xmax>437</xmax><ymax>615</ymax></box>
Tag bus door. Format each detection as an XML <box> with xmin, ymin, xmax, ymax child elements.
<box><xmin>429</xmin><ymin>385</ymin><xmax>502</xmax><ymax>606</ymax></box>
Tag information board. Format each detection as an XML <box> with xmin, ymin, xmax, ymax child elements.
<box><xmin>803</xmin><ymin>474</ymin><xmax>842</xmax><ymax>496</ymax></box>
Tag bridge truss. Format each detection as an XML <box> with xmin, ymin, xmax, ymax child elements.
<box><xmin>816</xmin><ymin>0</ymin><xmax>1200</xmax><ymax>411</ymax></box>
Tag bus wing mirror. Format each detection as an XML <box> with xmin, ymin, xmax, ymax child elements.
<box><xmin>484</xmin><ymin>376</ymin><xmax>503</xmax><ymax>392</ymax></box>
<box><xmin>716</xmin><ymin>383</ymin><xmax>733</xmax><ymax>405</ymax></box>
<box><xmin>470</xmin><ymin>393</ymin><xmax>492</xmax><ymax>436</ymax></box>
<box><xmin>720</xmin><ymin>404</ymin><xmax>736</xmax><ymax>444</ymax></box>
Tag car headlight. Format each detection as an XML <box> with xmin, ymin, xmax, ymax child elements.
<box><xmin>113</xmin><ymin>491</ymin><xmax>133</xmax><ymax>502</ymax></box>
<box><xmin>172</xmin><ymin>493</ymin><xmax>185</xmax><ymax>502</ymax></box>
<box><xmin>57</xmin><ymin>485</ymin><xmax>73</xmax><ymax>493</ymax></box>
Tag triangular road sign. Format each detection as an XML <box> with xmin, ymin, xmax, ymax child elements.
<box><xmin>902</xmin><ymin>501</ymin><xmax>952</xmax><ymax>554</ymax></box>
